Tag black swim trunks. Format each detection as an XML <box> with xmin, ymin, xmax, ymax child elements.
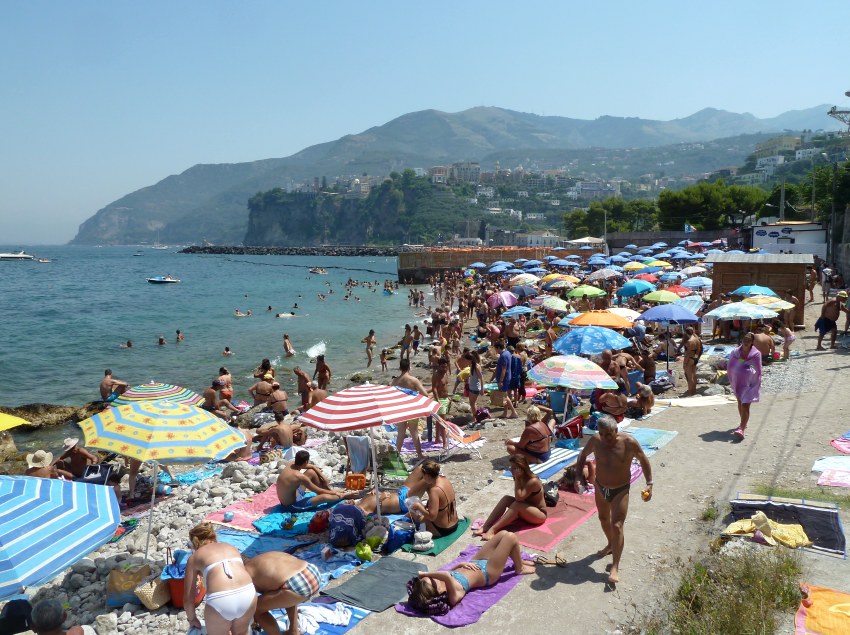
<box><xmin>596</xmin><ymin>481</ymin><xmax>630</xmax><ymax>502</ymax></box>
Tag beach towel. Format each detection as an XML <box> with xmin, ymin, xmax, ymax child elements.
<box><xmin>109</xmin><ymin>519</ymin><xmax>139</xmax><ymax>543</ymax></box>
<box><xmin>329</xmin><ymin>503</ymin><xmax>366</xmax><ymax>548</ymax></box>
<box><xmin>216</xmin><ymin>528</ymin><xmax>312</xmax><ymax>557</ymax></box>
<box><xmin>812</xmin><ymin>456</ymin><xmax>850</xmax><ymax>473</ymax></box>
<box><xmin>169</xmin><ymin>463</ymin><xmax>224</xmax><ymax>486</ymax></box>
<box><xmin>205</xmin><ymin>484</ymin><xmax>280</xmax><ymax>530</ymax></box>
<box><xmin>499</xmin><ymin>447</ymin><xmax>579</xmax><ymax>480</ymax></box>
<box><xmin>625</xmin><ymin>427</ymin><xmax>678</xmax><ymax>458</ymax></box>
<box><xmin>323</xmin><ymin>556</ymin><xmax>426</xmax><ymax>612</ymax></box>
<box><xmin>345</xmin><ymin>436</ymin><xmax>371</xmax><ymax>474</ymax></box>
<box><xmin>395</xmin><ymin>544</ymin><xmax>530</xmax><ymax>627</ymax></box>
<box><xmin>270</xmin><ymin>598</ymin><xmax>370</xmax><ymax>635</ymax></box>
<box><xmin>830</xmin><ymin>438</ymin><xmax>850</xmax><ymax>455</ymax></box>
<box><xmin>400</xmin><ymin>517</ymin><xmax>471</xmax><ymax>556</ymax></box>
<box><xmin>399</xmin><ymin>437</ymin><xmax>486</xmax><ymax>455</ymax></box>
<box><xmin>731</xmin><ymin>495</ymin><xmax>846</xmax><ymax>558</ymax></box>
<box><xmin>508</xmin><ymin>490</ymin><xmax>597</xmax><ymax>552</ymax></box>
<box><xmin>658</xmin><ymin>395</ymin><xmax>736</xmax><ymax>407</ymax></box>
<box><xmin>294</xmin><ymin>543</ymin><xmax>365</xmax><ymax>586</ymax></box>
<box><xmin>253</xmin><ymin>494</ymin><xmax>341</xmax><ymax>536</ymax></box>
<box><xmin>817</xmin><ymin>470</ymin><xmax>850</xmax><ymax>488</ymax></box>
<box><xmin>795</xmin><ymin>584</ymin><xmax>850</xmax><ymax>634</ymax></box>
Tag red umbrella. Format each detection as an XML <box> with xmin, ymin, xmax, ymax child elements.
<box><xmin>665</xmin><ymin>284</ymin><xmax>693</xmax><ymax>298</ymax></box>
<box><xmin>487</xmin><ymin>291</ymin><xmax>519</xmax><ymax>309</ymax></box>
<box><xmin>633</xmin><ymin>273</ymin><xmax>658</xmax><ymax>283</ymax></box>
<box><xmin>299</xmin><ymin>384</ymin><xmax>441</xmax><ymax>517</ymax></box>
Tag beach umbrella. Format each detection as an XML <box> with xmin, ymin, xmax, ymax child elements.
<box><xmin>608</xmin><ymin>265</ymin><xmax>625</xmax><ymax>273</ymax></box>
<box><xmin>528</xmin><ymin>294</ymin><xmax>553</xmax><ymax>307</ymax></box>
<box><xmin>542</xmin><ymin>279</ymin><xmax>574</xmax><ymax>291</ymax></box>
<box><xmin>634</xmin><ymin>273</ymin><xmax>659</xmax><ymax>283</ymax></box>
<box><xmin>625</xmin><ymin>244</ymin><xmax>639</xmax><ymax>249</ymax></box>
<box><xmin>541</xmin><ymin>297</ymin><xmax>570</xmax><ymax>312</ymax></box>
<box><xmin>565</xmin><ymin>254</ymin><xmax>581</xmax><ymax>260</ymax></box>
<box><xmin>637</xmin><ymin>304</ymin><xmax>701</xmax><ymax>369</ymax></box>
<box><xmin>568</xmin><ymin>310</ymin><xmax>633</xmax><ymax>328</ymax></box>
<box><xmin>580</xmin><ymin>245</ymin><xmax>593</xmax><ymax>251</ymax></box>
<box><xmin>491</xmin><ymin>260</ymin><xmax>511</xmax><ymax>266</ymax></box>
<box><xmin>528</xmin><ymin>355</ymin><xmax>617</xmax><ymax>390</ymax></box>
<box><xmin>681</xmin><ymin>276</ymin><xmax>713</xmax><ymax>289</ymax></box>
<box><xmin>638</xmin><ymin>249</ymin><xmax>654</xmax><ymax>255</ymax></box>
<box><xmin>487</xmin><ymin>291</ymin><xmax>519</xmax><ymax>309</ymax></box>
<box><xmin>553</xmin><ymin>326</ymin><xmax>631</xmax><ymax>355</ymax></box>
<box><xmin>649</xmin><ymin>260</ymin><xmax>672</xmax><ymax>268</ymax></box>
<box><xmin>689</xmin><ymin>253</ymin><xmax>706</xmax><ymax>260</ymax></box>
<box><xmin>109</xmin><ymin>382</ymin><xmax>204</xmax><ymax>408</ymax></box>
<box><xmin>665</xmin><ymin>285</ymin><xmax>693</xmax><ymax>298</ymax></box>
<box><xmin>539</xmin><ymin>273</ymin><xmax>564</xmax><ymax>284</ymax></box>
<box><xmin>0</xmin><ymin>476</ymin><xmax>120</xmax><ymax>601</ymax></box>
<box><xmin>618</xmin><ymin>279</ymin><xmax>655</xmax><ymax>297</ymax></box>
<box><xmin>543</xmin><ymin>255</ymin><xmax>559</xmax><ymax>261</ymax></box>
<box><xmin>706</xmin><ymin>249</ymin><xmax>724</xmax><ymax>254</ymax></box>
<box><xmin>502</xmin><ymin>306</ymin><xmax>535</xmax><ymax>317</ymax></box>
<box><xmin>653</xmin><ymin>242</ymin><xmax>668</xmax><ymax>247</ymax></box>
<box><xmin>638</xmin><ymin>266</ymin><xmax>662</xmax><ymax>274</ymax></box>
<box><xmin>680</xmin><ymin>266</ymin><xmax>706</xmax><ymax>276</ymax></box>
<box><xmin>510</xmin><ymin>284</ymin><xmax>539</xmax><ymax>299</ymax></box>
<box><xmin>556</xmin><ymin>312</ymin><xmax>582</xmax><ymax>327</ymax></box>
<box><xmin>79</xmin><ymin>400</ymin><xmax>246</xmax><ymax>559</ymax></box>
<box><xmin>522</xmin><ymin>260</ymin><xmax>544</xmax><ymax>267</ymax></box>
<box><xmin>526</xmin><ymin>267</ymin><xmax>549</xmax><ymax>274</ymax></box>
<box><xmin>514</xmin><ymin>258</ymin><xmax>529</xmax><ymax>263</ymax></box>
<box><xmin>608</xmin><ymin>307</ymin><xmax>642</xmax><ymax>321</ymax></box>
<box><xmin>730</xmin><ymin>284</ymin><xmax>778</xmax><ymax>298</ymax></box>
<box><xmin>674</xmin><ymin>295</ymin><xmax>706</xmax><ymax>315</ymax></box>
<box><xmin>468</xmin><ymin>262</ymin><xmax>486</xmax><ymax>268</ymax></box>
<box><xmin>658</xmin><ymin>272</ymin><xmax>682</xmax><ymax>283</ymax></box>
<box><xmin>0</xmin><ymin>413</ymin><xmax>30</xmax><ymax>432</ymax></box>
<box><xmin>298</xmin><ymin>384</ymin><xmax>441</xmax><ymax>517</ymax></box>
<box><xmin>488</xmin><ymin>265</ymin><xmax>509</xmax><ymax>273</ymax></box>
<box><xmin>508</xmin><ymin>273</ymin><xmax>540</xmax><ymax>286</ymax></box>
<box><xmin>585</xmin><ymin>268</ymin><xmax>621</xmax><ymax>282</ymax></box>
<box><xmin>568</xmin><ymin>285</ymin><xmax>607</xmax><ymax>298</ymax></box>
<box><xmin>550</xmin><ymin>259</ymin><xmax>579</xmax><ymax>267</ymax></box>
<box><xmin>642</xmin><ymin>290</ymin><xmax>680</xmax><ymax>304</ymax></box>
<box><xmin>609</xmin><ymin>255</ymin><xmax>629</xmax><ymax>264</ymax></box>
<box><xmin>503</xmin><ymin>268</ymin><xmax>524</xmax><ymax>274</ymax></box>
<box><xmin>704</xmin><ymin>302</ymin><xmax>779</xmax><ymax>321</ymax></box>
<box><xmin>744</xmin><ymin>295</ymin><xmax>796</xmax><ymax>311</ymax></box>
<box><xmin>624</xmin><ymin>261</ymin><xmax>646</xmax><ymax>271</ymax></box>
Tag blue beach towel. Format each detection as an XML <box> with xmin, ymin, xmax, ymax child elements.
<box><xmin>624</xmin><ymin>427</ymin><xmax>678</xmax><ymax>457</ymax></box>
<box><xmin>270</xmin><ymin>599</ymin><xmax>370</xmax><ymax>635</ymax></box>
<box><xmin>216</xmin><ymin>528</ymin><xmax>313</xmax><ymax>557</ymax></box>
<box><xmin>294</xmin><ymin>543</ymin><xmax>364</xmax><ymax>586</ymax></box>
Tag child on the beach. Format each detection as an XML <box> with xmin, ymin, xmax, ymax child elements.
<box><xmin>773</xmin><ymin>320</ymin><xmax>795</xmax><ymax>360</ymax></box>
<box><xmin>380</xmin><ymin>349</ymin><xmax>388</xmax><ymax>372</ymax></box>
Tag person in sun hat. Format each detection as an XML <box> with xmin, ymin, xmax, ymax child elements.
<box><xmin>56</xmin><ymin>437</ymin><xmax>100</xmax><ymax>478</ymax></box>
<box><xmin>838</xmin><ymin>290</ymin><xmax>850</xmax><ymax>334</ymax></box>
<box><xmin>25</xmin><ymin>449</ymin><xmax>74</xmax><ymax>480</ymax></box>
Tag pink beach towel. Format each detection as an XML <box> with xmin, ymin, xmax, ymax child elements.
<box><xmin>509</xmin><ymin>491</ymin><xmax>597</xmax><ymax>552</ymax></box>
<box><xmin>395</xmin><ymin>544</ymin><xmax>530</xmax><ymax>627</ymax></box>
<box><xmin>830</xmin><ymin>438</ymin><xmax>850</xmax><ymax>455</ymax></box>
<box><xmin>205</xmin><ymin>484</ymin><xmax>280</xmax><ymax>530</ymax></box>
<box><xmin>817</xmin><ymin>469</ymin><xmax>850</xmax><ymax>488</ymax></box>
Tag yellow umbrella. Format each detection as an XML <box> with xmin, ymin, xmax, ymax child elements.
<box><xmin>649</xmin><ymin>260</ymin><xmax>672</xmax><ymax>267</ymax></box>
<box><xmin>624</xmin><ymin>262</ymin><xmax>646</xmax><ymax>271</ymax></box>
<box><xmin>560</xmin><ymin>274</ymin><xmax>581</xmax><ymax>284</ymax></box>
<box><xmin>539</xmin><ymin>273</ymin><xmax>563</xmax><ymax>284</ymax></box>
<box><xmin>568</xmin><ymin>310</ymin><xmax>633</xmax><ymax>328</ymax></box>
<box><xmin>0</xmin><ymin>413</ymin><xmax>31</xmax><ymax>432</ymax></box>
<box><xmin>744</xmin><ymin>295</ymin><xmax>796</xmax><ymax>311</ymax></box>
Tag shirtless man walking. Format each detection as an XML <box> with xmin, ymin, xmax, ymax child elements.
<box><xmin>391</xmin><ymin>358</ymin><xmax>429</xmax><ymax>459</ymax></box>
<box><xmin>816</xmin><ymin>293</ymin><xmax>841</xmax><ymax>350</ymax></box>
<box><xmin>99</xmin><ymin>369</ymin><xmax>128</xmax><ymax>401</ymax></box>
<box><xmin>575</xmin><ymin>415</ymin><xmax>653</xmax><ymax>584</ymax></box>
<box><xmin>681</xmin><ymin>327</ymin><xmax>702</xmax><ymax>396</ymax></box>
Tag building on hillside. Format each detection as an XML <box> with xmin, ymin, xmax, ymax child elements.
<box><xmin>756</xmin><ymin>155</ymin><xmax>785</xmax><ymax>170</ymax></box>
<box><xmin>578</xmin><ymin>181</ymin><xmax>617</xmax><ymax>200</ymax></box>
<box><xmin>524</xmin><ymin>212</ymin><xmax>546</xmax><ymax>222</ymax></box>
<box><xmin>477</xmin><ymin>185</ymin><xmax>495</xmax><ymax>198</ymax></box>
<box><xmin>743</xmin><ymin>220</ymin><xmax>826</xmax><ymax>259</ymax></box>
<box><xmin>795</xmin><ymin>148</ymin><xmax>823</xmax><ymax>161</ymax></box>
<box><xmin>515</xmin><ymin>230</ymin><xmax>560</xmax><ymax>248</ymax></box>
<box><xmin>448</xmin><ymin>161</ymin><xmax>480</xmax><ymax>184</ymax></box>
<box><xmin>412</xmin><ymin>167</ymin><xmax>427</xmax><ymax>177</ymax></box>
<box><xmin>754</xmin><ymin>135</ymin><xmax>800</xmax><ymax>158</ymax></box>
<box><xmin>429</xmin><ymin>166</ymin><xmax>448</xmax><ymax>184</ymax></box>
<box><xmin>735</xmin><ymin>172</ymin><xmax>768</xmax><ymax>186</ymax></box>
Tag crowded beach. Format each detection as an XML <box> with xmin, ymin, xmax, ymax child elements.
<box><xmin>3</xmin><ymin>241</ymin><xmax>850</xmax><ymax>635</ymax></box>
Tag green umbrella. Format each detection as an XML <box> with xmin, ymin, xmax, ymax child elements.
<box><xmin>642</xmin><ymin>290</ymin><xmax>680</xmax><ymax>304</ymax></box>
<box><xmin>567</xmin><ymin>285</ymin><xmax>606</xmax><ymax>298</ymax></box>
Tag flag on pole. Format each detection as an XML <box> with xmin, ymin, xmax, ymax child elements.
<box><xmin>684</xmin><ymin>222</ymin><xmax>695</xmax><ymax>234</ymax></box>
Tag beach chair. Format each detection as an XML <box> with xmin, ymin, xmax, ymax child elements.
<box><xmin>344</xmin><ymin>435</ymin><xmax>372</xmax><ymax>489</ymax></box>
<box><xmin>377</xmin><ymin>446</ymin><xmax>409</xmax><ymax>485</ymax></box>
<box><xmin>435</xmin><ymin>415</ymin><xmax>483</xmax><ymax>461</ymax></box>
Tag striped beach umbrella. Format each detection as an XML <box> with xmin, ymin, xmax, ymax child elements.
<box><xmin>541</xmin><ymin>296</ymin><xmax>570</xmax><ymax>312</ymax></box>
<box><xmin>0</xmin><ymin>476</ymin><xmax>119</xmax><ymax>601</ymax></box>
<box><xmin>109</xmin><ymin>382</ymin><xmax>204</xmax><ymax>408</ymax></box>
<box><xmin>704</xmin><ymin>302</ymin><xmax>778</xmax><ymax>321</ymax></box>
<box><xmin>80</xmin><ymin>400</ymin><xmax>244</xmax><ymax>464</ymax></box>
<box><xmin>528</xmin><ymin>355</ymin><xmax>617</xmax><ymax>390</ymax></box>
<box><xmin>744</xmin><ymin>295</ymin><xmax>796</xmax><ymax>311</ymax></box>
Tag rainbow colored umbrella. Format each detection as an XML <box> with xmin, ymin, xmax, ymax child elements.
<box><xmin>528</xmin><ymin>355</ymin><xmax>618</xmax><ymax>390</ymax></box>
<box><xmin>109</xmin><ymin>382</ymin><xmax>204</xmax><ymax>408</ymax></box>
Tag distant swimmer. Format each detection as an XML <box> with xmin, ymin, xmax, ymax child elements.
<box><xmin>176</xmin><ymin>329</ymin><xmax>184</xmax><ymax>342</ymax></box>
<box><xmin>119</xmin><ymin>340</ymin><xmax>133</xmax><ymax>349</ymax></box>
<box><xmin>267</xmin><ymin>305</ymin><xmax>273</xmax><ymax>312</ymax></box>
<box><xmin>158</xmin><ymin>335</ymin><xmax>166</xmax><ymax>346</ymax></box>
<box><xmin>275</xmin><ymin>312</ymin><xmax>296</xmax><ymax>318</ymax></box>
<box><xmin>293</xmin><ymin>303</ymin><xmax>299</xmax><ymax>309</ymax></box>
<box><xmin>283</xmin><ymin>334</ymin><xmax>296</xmax><ymax>358</ymax></box>
<box><xmin>223</xmin><ymin>346</ymin><xmax>234</xmax><ymax>356</ymax></box>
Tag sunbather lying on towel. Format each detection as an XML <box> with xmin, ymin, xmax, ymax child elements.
<box><xmin>245</xmin><ymin>551</ymin><xmax>321</xmax><ymax>635</ymax></box>
<box><xmin>276</xmin><ymin>458</ymin><xmax>358</xmax><ymax>511</ymax></box>
<box><xmin>406</xmin><ymin>531</ymin><xmax>535</xmax><ymax>615</ymax></box>
<box><xmin>473</xmin><ymin>455</ymin><xmax>546</xmax><ymax>541</ymax></box>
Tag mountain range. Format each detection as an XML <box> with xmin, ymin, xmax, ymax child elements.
<box><xmin>70</xmin><ymin>104</ymin><xmax>841</xmax><ymax>245</ymax></box>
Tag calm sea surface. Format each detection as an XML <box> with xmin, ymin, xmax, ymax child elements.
<box><xmin>0</xmin><ymin>245</ymin><xmax>427</xmax><ymax>452</ymax></box>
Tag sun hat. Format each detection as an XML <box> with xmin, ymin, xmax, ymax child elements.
<box><xmin>26</xmin><ymin>449</ymin><xmax>54</xmax><ymax>469</ymax></box>
<box><xmin>838</xmin><ymin>291</ymin><xmax>848</xmax><ymax>298</ymax></box>
<box><xmin>62</xmin><ymin>437</ymin><xmax>79</xmax><ymax>452</ymax></box>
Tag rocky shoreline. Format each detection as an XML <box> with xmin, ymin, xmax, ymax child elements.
<box><xmin>180</xmin><ymin>245</ymin><xmax>399</xmax><ymax>257</ymax></box>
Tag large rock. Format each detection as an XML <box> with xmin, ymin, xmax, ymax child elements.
<box><xmin>0</xmin><ymin>402</ymin><xmax>106</xmax><ymax>429</ymax></box>
<box><xmin>95</xmin><ymin>613</ymin><xmax>119</xmax><ymax>635</ymax></box>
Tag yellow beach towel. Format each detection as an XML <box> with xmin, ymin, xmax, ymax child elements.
<box><xmin>722</xmin><ymin>511</ymin><xmax>812</xmax><ymax>549</ymax></box>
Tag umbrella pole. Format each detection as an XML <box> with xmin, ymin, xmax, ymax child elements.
<box><xmin>370</xmin><ymin>426</ymin><xmax>381</xmax><ymax>520</ymax></box>
<box><xmin>144</xmin><ymin>461</ymin><xmax>158</xmax><ymax>562</ymax></box>
<box><xmin>666</xmin><ymin>325</ymin><xmax>670</xmax><ymax>373</ymax></box>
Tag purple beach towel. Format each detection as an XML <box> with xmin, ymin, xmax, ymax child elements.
<box><xmin>394</xmin><ymin>544</ymin><xmax>529</xmax><ymax>627</ymax></box>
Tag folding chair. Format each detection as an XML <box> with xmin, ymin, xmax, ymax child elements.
<box><xmin>344</xmin><ymin>435</ymin><xmax>372</xmax><ymax>489</ymax></box>
<box><xmin>82</xmin><ymin>463</ymin><xmax>113</xmax><ymax>486</ymax></box>
<box><xmin>377</xmin><ymin>445</ymin><xmax>410</xmax><ymax>485</ymax></box>
<box><xmin>435</xmin><ymin>415</ymin><xmax>483</xmax><ymax>461</ymax></box>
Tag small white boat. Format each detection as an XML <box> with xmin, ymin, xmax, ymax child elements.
<box><xmin>151</xmin><ymin>244</ymin><xmax>169</xmax><ymax>250</ymax></box>
<box><xmin>0</xmin><ymin>251</ymin><xmax>34</xmax><ymax>261</ymax></box>
<box><xmin>36</xmin><ymin>258</ymin><xmax>51</xmax><ymax>263</ymax></box>
<box><xmin>309</xmin><ymin>267</ymin><xmax>328</xmax><ymax>274</ymax></box>
<box><xmin>147</xmin><ymin>275</ymin><xmax>181</xmax><ymax>284</ymax></box>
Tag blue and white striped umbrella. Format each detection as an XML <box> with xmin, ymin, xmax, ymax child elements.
<box><xmin>682</xmin><ymin>276</ymin><xmax>713</xmax><ymax>289</ymax></box>
<box><xmin>0</xmin><ymin>476</ymin><xmax>120</xmax><ymax>601</ymax></box>
<box><xmin>704</xmin><ymin>302</ymin><xmax>778</xmax><ymax>321</ymax></box>
<box><xmin>502</xmin><ymin>306</ymin><xmax>535</xmax><ymax>317</ymax></box>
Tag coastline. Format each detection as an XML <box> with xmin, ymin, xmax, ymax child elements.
<box><xmin>180</xmin><ymin>245</ymin><xmax>398</xmax><ymax>257</ymax></box>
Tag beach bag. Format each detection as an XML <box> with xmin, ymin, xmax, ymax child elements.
<box><xmin>554</xmin><ymin>415</ymin><xmax>583</xmax><ymax>440</ymax></box>
<box><xmin>543</xmin><ymin>481</ymin><xmax>560</xmax><ymax>507</ymax></box>
<box><xmin>385</xmin><ymin>519</ymin><xmax>416</xmax><ymax>553</ymax></box>
<box><xmin>649</xmin><ymin>376</ymin><xmax>674</xmax><ymax>395</ymax></box>
<box><xmin>474</xmin><ymin>407</ymin><xmax>490</xmax><ymax>423</ymax></box>
<box><xmin>134</xmin><ymin>570</ymin><xmax>171</xmax><ymax>610</ymax></box>
<box><xmin>106</xmin><ymin>563</ymin><xmax>151</xmax><ymax>607</ymax></box>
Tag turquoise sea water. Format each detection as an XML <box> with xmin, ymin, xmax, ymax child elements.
<box><xmin>1</xmin><ymin>245</ymin><xmax>427</xmax><ymax>451</ymax></box>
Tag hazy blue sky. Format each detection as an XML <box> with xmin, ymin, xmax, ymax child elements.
<box><xmin>2</xmin><ymin>1</ymin><xmax>848</xmax><ymax>244</ymax></box>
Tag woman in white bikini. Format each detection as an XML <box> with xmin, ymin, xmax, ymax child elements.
<box><xmin>184</xmin><ymin>523</ymin><xmax>256</xmax><ymax>635</ymax></box>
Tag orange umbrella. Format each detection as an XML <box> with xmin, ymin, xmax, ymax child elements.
<box><xmin>568</xmin><ymin>310</ymin><xmax>634</xmax><ymax>328</ymax></box>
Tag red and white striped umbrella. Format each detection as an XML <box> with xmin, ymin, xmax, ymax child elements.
<box><xmin>298</xmin><ymin>383</ymin><xmax>441</xmax><ymax>432</ymax></box>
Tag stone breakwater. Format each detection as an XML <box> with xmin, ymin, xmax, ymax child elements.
<box><xmin>180</xmin><ymin>245</ymin><xmax>398</xmax><ymax>257</ymax></box>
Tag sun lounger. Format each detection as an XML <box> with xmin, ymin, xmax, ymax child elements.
<box><xmin>434</xmin><ymin>415</ymin><xmax>483</xmax><ymax>460</ymax></box>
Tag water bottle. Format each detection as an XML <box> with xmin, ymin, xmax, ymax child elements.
<box><xmin>156</xmin><ymin>484</ymin><xmax>172</xmax><ymax>496</ymax></box>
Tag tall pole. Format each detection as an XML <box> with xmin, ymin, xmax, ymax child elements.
<box><xmin>811</xmin><ymin>158</ymin><xmax>817</xmax><ymax>221</ymax></box>
<box><xmin>830</xmin><ymin>162</ymin><xmax>838</xmax><ymax>263</ymax></box>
